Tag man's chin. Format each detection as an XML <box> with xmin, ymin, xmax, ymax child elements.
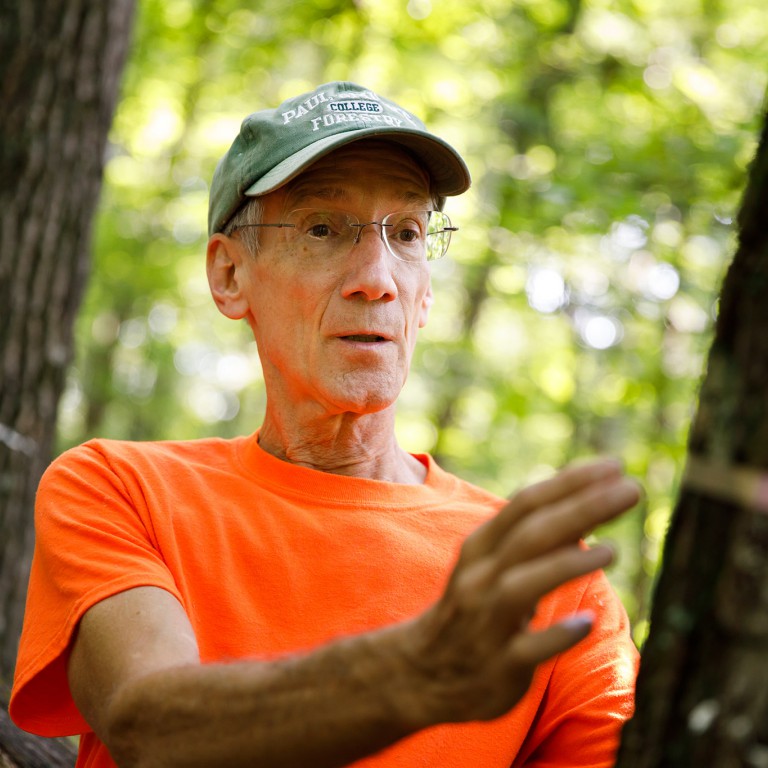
<box><xmin>332</xmin><ymin>395</ymin><xmax>398</xmax><ymax>417</ymax></box>
<box><xmin>321</xmin><ymin>381</ymin><xmax>401</xmax><ymax>417</ymax></box>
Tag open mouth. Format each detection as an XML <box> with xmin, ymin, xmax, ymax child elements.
<box><xmin>341</xmin><ymin>334</ymin><xmax>387</xmax><ymax>343</ymax></box>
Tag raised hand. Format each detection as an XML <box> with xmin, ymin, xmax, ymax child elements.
<box><xmin>397</xmin><ymin>459</ymin><xmax>641</xmax><ymax>726</ymax></box>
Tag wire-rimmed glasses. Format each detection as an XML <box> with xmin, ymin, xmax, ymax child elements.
<box><xmin>233</xmin><ymin>208</ymin><xmax>457</xmax><ymax>262</ymax></box>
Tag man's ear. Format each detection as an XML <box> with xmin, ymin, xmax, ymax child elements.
<box><xmin>206</xmin><ymin>234</ymin><xmax>250</xmax><ymax>320</ymax></box>
<box><xmin>419</xmin><ymin>280</ymin><xmax>434</xmax><ymax>328</ymax></box>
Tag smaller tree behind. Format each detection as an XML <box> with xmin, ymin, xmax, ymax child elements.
<box><xmin>0</xmin><ymin>0</ymin><xmax>135</xmax><ymax>685</ymax></box>
<box><xmin>616</xmin><ymin>99</ymin><xmax>768</xmax><ymax>766</ymax></box>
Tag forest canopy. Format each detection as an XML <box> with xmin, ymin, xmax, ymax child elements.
<box><xmin>59</xmin><ymin>0</ymin><xmax>768</xmax><ymax>644</ymax></box>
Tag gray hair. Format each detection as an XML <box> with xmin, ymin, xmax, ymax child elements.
<box><xmin>221</xmin><ymin>197</ymin><xmax>264</xmax><ymax>255</ymax></box>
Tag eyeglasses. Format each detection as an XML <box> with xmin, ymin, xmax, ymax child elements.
<box><xmin>233</xmin><ymin>208</ymin><xmax>457</xmax><ymax>262</ymax></box>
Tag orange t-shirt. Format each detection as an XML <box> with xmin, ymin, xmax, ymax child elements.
<box><xmin>11</xmin><ymin>434</ymin><xmax>637</xmax><ymax>767</ymax></box>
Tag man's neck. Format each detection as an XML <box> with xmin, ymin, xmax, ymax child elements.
<box><xmin>257</xmin><ymin>406</ymin><xmax>427</xmax><ymax>485</ymax></box>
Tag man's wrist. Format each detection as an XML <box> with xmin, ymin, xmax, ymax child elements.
<box><xmin>363</xmin><ymin>619</ymin><xmax>451</xmax><ymax>734</ymax></box>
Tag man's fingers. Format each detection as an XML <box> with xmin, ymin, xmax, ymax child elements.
<box><xmin>466</xmin><ymin>461</ymin><xmax>638</xmax><ymax>562</ymax></box>
<box><xmin>491</xmin><ymin>544</ymin><xmax>614</xmax><ymax>632</ymax></box>
<box><xmin>495</xmin><ymin>477</ymin><xmax>639</xmax><ymax>567</ymax></box>
<box><xmin>507</xmin><ymin>611</ymin><xmax>595</xmax><ymax>668</ymax></box>
<box><xmin>509</xmin><ymin>458</ymin><xmax>624</xmax><ymax>516</ymax></box>
<box><xmin>468</xmin><ymin>459</ymin><xmax>622</xmax><ymax>558</ymax></box>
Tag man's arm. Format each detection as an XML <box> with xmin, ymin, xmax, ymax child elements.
<box><xmin>68</xmin><ymin>459</ymin><xmax>639</xmax><ymax>768</ymax></box>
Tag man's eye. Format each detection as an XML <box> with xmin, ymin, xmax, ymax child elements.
<box><xmin>396</xmin><ymin>228</ymin><xmax>420</xmax><ymax>243</ymax></box>
<box><xmin>392</xmin><ymin>220</ymin><xmax>423</xmax><ymax>243</ymax></box>
<box><xmin>307</xmin><ymin>223</ymin><xmax>333</xmax><ymax>238</ymax></box>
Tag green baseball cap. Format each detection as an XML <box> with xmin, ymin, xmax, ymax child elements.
<box><xmin>208</xmin><ymin>81</ymin><xmax>471</xmax><ymax>236</ymax></box>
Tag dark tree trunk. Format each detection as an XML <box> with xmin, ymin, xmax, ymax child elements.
<box><xmin>0</xmin><ymin>0</ymin><xmax>135</xmax><ymax>762</ymax></box>
<box><xmin>0</xmin><ymin>0</ymin><xmax>135</xmax><ymax>681</ymax></box>
<box><xmin>615</xmin><ymin>103</ymin><xmax>768</xmax><ymax>766</ymax></box>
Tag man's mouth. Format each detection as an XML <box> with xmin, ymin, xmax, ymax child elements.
<box><xmin>341</xmin><ymin>334</ymin><xmax>387</xmax><ymax>343</ymax></box>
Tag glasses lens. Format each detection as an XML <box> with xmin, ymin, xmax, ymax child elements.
<box><xmin>285</xmin><ymin>209</ymin><xmax>357</xmax><ymax>256</ymax></box>
<box><xmin>383</xmin><ymin>210</ymin><xmax>453</xmax><ymax>262</ymax></box>
<box><xmin>426</xmin><ymin>211</ymin><xmax>452</xmax><ymax>261</ymax></box>
<box><xmin>382</xmin><ymin>211</ymin><xmax>429</xmax><ymax>261</ymax></box>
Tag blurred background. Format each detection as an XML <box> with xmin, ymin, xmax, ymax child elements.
<box><xmin>57</xmin><ymin>0</ymin><xmax>768</xmax><ymax>645</ymax></box>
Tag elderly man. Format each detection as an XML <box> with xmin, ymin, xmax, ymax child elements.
<box><xmin>11</xmin><ymin>82</ymin><xmax>640</xmax><ymax>768</ymax></box>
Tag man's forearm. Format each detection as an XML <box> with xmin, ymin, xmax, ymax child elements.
<box><xmin>104</xmin><ymin>626</ymin><xmax>422</xmax><ymax>768</ymax></box>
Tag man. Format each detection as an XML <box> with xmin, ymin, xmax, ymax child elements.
<box><xmin>11</xmin><ymin>82</ymin><xmax>640</xmax><ymax>767</ymax></box>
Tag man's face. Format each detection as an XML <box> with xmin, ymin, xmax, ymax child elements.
<box><xmin>232</xmin><ymin>141</ymin><xmax>435</xmax><ymax>418</ymax></box>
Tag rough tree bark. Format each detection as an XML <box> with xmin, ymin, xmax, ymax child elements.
<box><xmin>0</xmin><ymin>0</ymin><xmax>135</xmax><ymax>763</ymax></box>
<box><xmin>615</xmin><ymin>102</ymin><xmax>768</xmax><ymax>766</ymax></box>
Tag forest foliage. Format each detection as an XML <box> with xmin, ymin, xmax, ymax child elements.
<box><xmin>58</xmin><ymin>0</ymin><xmax>768</xmax><ymax>644</ymax></box>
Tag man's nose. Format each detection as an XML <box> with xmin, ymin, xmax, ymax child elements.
<box><xmin>341</xmin><ymin>224</ymin><xmax>398</xmax><ymax>302</ymax></box>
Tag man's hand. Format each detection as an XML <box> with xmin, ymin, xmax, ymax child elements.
<box><xmin>394</xmin><ymin>458</ymin><xmax>640</xmax><ymax>728</ymax></box>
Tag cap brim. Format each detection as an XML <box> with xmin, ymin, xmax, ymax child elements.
<box><xmin>244</xmin><ymin>127</ymin><xmax>471</xmax><ymax>199</ymax></box>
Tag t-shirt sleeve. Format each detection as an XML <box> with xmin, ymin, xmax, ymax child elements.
<box><xmin>514</xmin><ymin>570</ymin><xmax>639</xmax><ymax>767</ymax></box>
<box><xmin>9</xmin><ymin>442</ymin><xmax>183</xmax><ymax>736</ymax></box>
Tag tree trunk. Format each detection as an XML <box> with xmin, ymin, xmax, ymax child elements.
<box><xmin>0</xmin><ymin>0</ymin><xmax>135</xmax><ymax>761</ymax></box>
<box><xmin>615</xmin><ymin>102</ymin><xmax>768</xmax><ymax>766</ymax></box>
